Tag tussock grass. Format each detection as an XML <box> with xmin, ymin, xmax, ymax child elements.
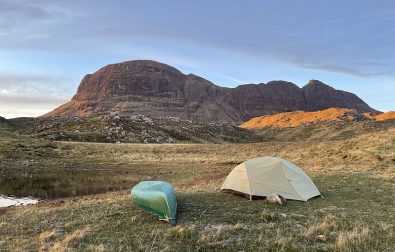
<box><xmin>335</xmin><ymin>226</ymin><xmax>370</xmax><ymax>251</ymax></box>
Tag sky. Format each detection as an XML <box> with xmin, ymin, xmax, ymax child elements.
<box><xmin>0</xmin><ymin>0</ymin><xmax>394</xmax><ymax>118</ymax></box>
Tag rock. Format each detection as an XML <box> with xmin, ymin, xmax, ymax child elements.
<box><xmin>265</xmin><ymin>194</ymin><xmax>286</xmax><ymax>205</ymax></box>
<box><xmin>317</xmin><ymin>234</ymin><xmax>327</xmax><ymax>242</ymax></box>
<box><xmin>375</xmin><ymin>155</ymin><xmax>384</xmax><ymax>161</ymax></box>
<box><xmin>46</xmin><ymin>134</ymin><xmax>60</xmax><ymax>140</ymax></box>
<box><xmin>44</xmin><ymin>60</ymin><xmax>378</xmax><ymax>123</ymax></box>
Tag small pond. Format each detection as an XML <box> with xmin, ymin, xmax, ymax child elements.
<box><xmin>0</xmin><ymin>170</ymin><xmax>150</xmax><ymax>200</ymax></box>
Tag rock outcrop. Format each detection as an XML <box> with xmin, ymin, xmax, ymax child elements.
<box><xmin>45</xmin><ymin>60</ymin><xmax>378</xmax><ymax>122</ymax></box>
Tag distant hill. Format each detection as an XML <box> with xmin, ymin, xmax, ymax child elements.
<box><xmin>371</xmin><ymin>111</ymin><xmax>395</xmax><ymax>121</ymax></box>
<box><xmin>11</xmin><ymin>114</ymin><xmax>261</xmax><ymax>144</ymax></box>
<box><xmin>0</xmin><ymin>116</ymin><xmax>10</xmax><ymax>129</ymax></box>
<box><xmin>240</xmin><ymin>108</ymin><xmax>394</xmax><ymax>129</ymax></box>
<box><xmin>240</xmin><ymin>108</ymin><xmax>369</xmax><ymax>128</ymax></box>
<box><xmin>239</xmin><ymin>108</ymin><xmax>395</xmax><ymax>142</ymax></box>
<box><xmin>6</xmin><ymin>109</ymin><xmax>395</xmax><ymax>143</ymax></box>
<box><xmin>44</xmin><ymin>60</ymin><xmax>378</xmax><ymax>122</ymax></box>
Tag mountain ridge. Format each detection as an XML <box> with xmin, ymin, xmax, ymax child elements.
<box><xmin>45</xmin><ymin>60</ymin><xmax>378</xmax><ymax>122</ymax></box>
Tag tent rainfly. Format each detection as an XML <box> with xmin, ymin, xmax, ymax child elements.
<box><xmin>221</xmin><ymin>157</ymin><xmax>321</xmax><ymax>201</ymax></box>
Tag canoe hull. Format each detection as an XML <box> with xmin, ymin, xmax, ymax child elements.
<box><xmin>131</xmin><ymin>181</ymin><xmax>177</xmax><ymax>225</ymax></box>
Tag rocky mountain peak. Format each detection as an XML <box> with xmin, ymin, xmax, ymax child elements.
<box><xmin>307</xmin><ymin>79</ymin><xmax>326</xmax><ymax>85</ymax></box>
<box><xmin>45</xmin><ymin>60</ymin><xmax>378</xmax><ymax>122</ymax></box>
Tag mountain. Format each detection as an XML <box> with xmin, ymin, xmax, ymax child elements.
<box><xmin>45</xmin><ymin>60</ymin><xmax>378</xmax><ymax>122</ymax></box>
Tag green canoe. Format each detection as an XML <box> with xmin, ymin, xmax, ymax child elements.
<box><xmin>131</xmin><ymin>181</ymin><xmax>177</xmax><ymax>225</ymax></box>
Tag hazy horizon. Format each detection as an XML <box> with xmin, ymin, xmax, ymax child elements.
<box><xmin>1</xmin><ymin>0</ymin><xmax>394</xmax><ymax>118</ymax></box>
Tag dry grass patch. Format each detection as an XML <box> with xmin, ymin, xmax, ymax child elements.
<box><xmin>303</xmin><ymin>214</ymin><xmax>338</xmax><ymax>243</ymax></box>
<box><xmin>37</xmin><ymin>229</ymin><xmax>62</xmax><ymax>251</ymax></box>
<box><xmin>335</xmin><ymin>227</ymin><xmax>370</xmax><ymax>251</ymax></box>
<box><xmin>49</xmin><ymin>225</ymin><xmax>92</xmax><ymax>252</ymax></box>
<box><xmin>171</xmin><ymin>224</ymin><xmax>198</xmax><ymax>240</ymax></box>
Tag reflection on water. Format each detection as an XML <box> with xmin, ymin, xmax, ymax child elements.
<box><xmin>0</xmin><ymin>171</ymin><xmax>148</xmax><ymax>199</ymax></box>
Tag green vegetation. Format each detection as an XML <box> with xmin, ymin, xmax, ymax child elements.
<box><xmin>0</xmin><ymin>124</ymin><xmax>394</xmax><ymax>251</ymax></box>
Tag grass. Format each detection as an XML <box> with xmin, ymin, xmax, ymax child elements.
<box><xmin>253</xmin><ymin>120</ymin><xmax>395</xmax><ymax>142</ymax></box>
<box><xmin>0</xmin><ymin>126</ymin><xmax>394</xmax><ymax>251</ymax></box>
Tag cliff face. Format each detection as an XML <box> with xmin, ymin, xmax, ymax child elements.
<box><xmin>302</xmin><ymin>80</ymin><xmax>374</xmax><ymax>112</ymax></box>
<box><xmin>45</xmin><ymin>60</ymin><xmax>378</xmax><ymax>122</ymax></box>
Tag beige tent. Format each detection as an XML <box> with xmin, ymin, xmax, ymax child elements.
<box><xmin>221</xmin><ymin>157</ymin><xmax>320</xmax><ymax>201</ymax></box>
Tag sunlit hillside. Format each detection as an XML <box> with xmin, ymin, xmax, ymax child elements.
<box><xmin>240</xmin><ymin>108</ymin><xmax>395</xmax><ymax>129</ymax></box>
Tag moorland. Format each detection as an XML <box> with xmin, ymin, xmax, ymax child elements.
<box><xmin>0</xmin><ymin>116</ymin><xmax>394</xmax><ymax>251</ymax></box>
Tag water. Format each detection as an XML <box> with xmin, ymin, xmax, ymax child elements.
<box><xmin>0</xmin><ymin>170</ymin><xmax>149</xmax><ymax>199</ymax></box>
<box><xmin>0</xmin><ymin>195</ymin><xmax>39</xmax><ymax>208</ymax></box>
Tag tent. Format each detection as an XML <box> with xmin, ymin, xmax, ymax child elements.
<box><xmin>221</xmin><ymin>157</ymin><xmax>320</xmax><ymax>201</ymax></box>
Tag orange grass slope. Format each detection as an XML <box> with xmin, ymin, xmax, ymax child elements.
<box><xmin>373</xmin><ymin>111</ymin><xmax>395</xmax><ymax>121</ymax></box>
<box><xmin>240</xmin><ymin>108</ymin><xmax>370</xmax><ymax>129</ymax></box>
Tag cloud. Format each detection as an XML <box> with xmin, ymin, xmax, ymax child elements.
<box><xmin>0</xmin><ymin>73</ymin><xmax>73</xmax><ymax>118</ymax></box>
<box><xmin>0</xmin><ymin>106</ymin><xmax>55</xmax><ymax>119</ymax></box>
<box><xmin>0</xmin><ymin>74</ymin><xmax>73</xmax><ymax>97</ymax></box>
<box><xmin>0</xmin><ymin>74</ymin><xmax>69</xmax><ymax>87</ymax></box>
<box><xmin>292</xmin><ymin>62</ymin><xmax>388</xmax><ymax>78</ymax></box>
<box><xmin>0</xmin><ymin>0</ymin><xmax>77</xmax><ymax>49</ymax></box>
<box><xmin>0</xmin><ymin>93</ymin><xmax>67</xmax><ymax>105</ymax></box>
<box><xmin>1</xmin><ymin>0</ymin><xmax>394</xmax><ymax>80</ymax></box>
<box><xmin>0</xmin><ymin>0</ymin><xmax>53</xmax><ymax>31</ymax></box>
<box><xmin>0</xmin><ymin>92</ymin><xmax>69</xmax><ymax>118</ymax></box>
<box><xmin>216</xmin><ymin>73</ymin><xmax>248</xmax><ymax>85</ymax></box>
<box><xmin>0</xmin><ymin>0</ymin><xmax>53</xmax><ymax>18</ymax></box>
